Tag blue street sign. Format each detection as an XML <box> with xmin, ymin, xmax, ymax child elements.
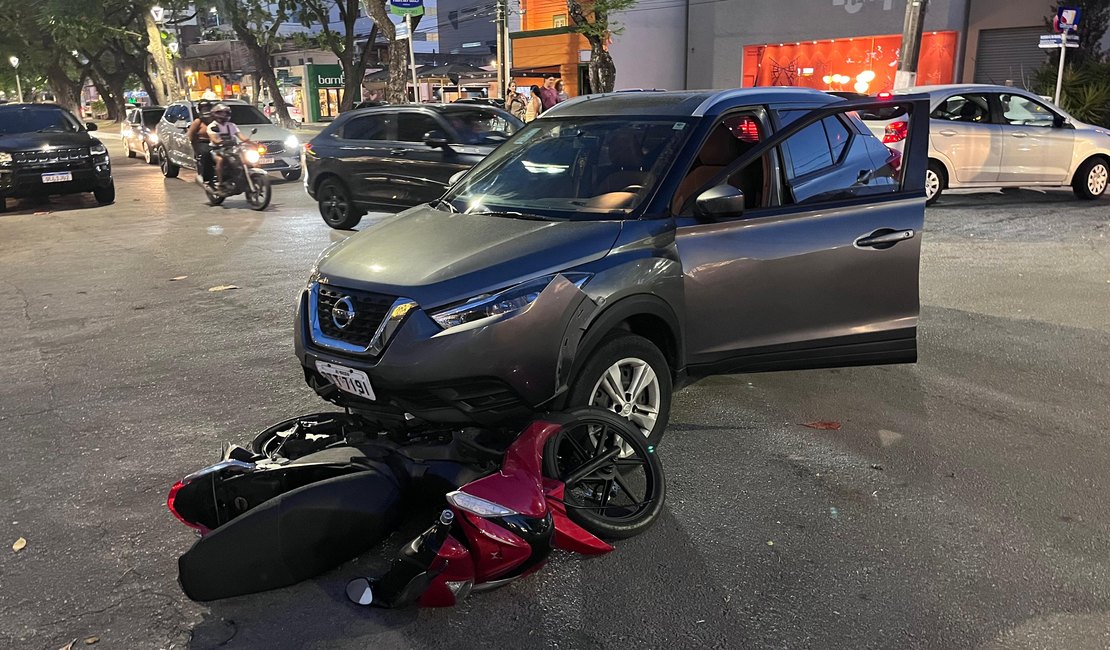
<box><xmin>1056</xmin><ymin>7</ymin><xmax>1081</xmax><ymax>33</ymax></box>
<box><xmin>1039</xmin><ymin>33</ymin><xmax>1080</xmax><ymax>49</ymax></box>
<box><xmin>390</xmin><ymin>0</ymin><xmax>424</xmax><ymax>16</ymax></box>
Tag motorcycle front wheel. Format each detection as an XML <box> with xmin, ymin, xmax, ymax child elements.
<box><xmin>205</xmin><ymin>185</ymin><xmax>225</xmax><ymax>206</ymax></box>
<box><xmin>247</xmin><ymin>174</ymin><xmax>272</xmax><ymax>211</ymax></box>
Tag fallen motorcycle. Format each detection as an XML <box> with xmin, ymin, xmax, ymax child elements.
<box><xmin>202</xmin><ymin>129</ymin><xmax>272</xmax><ymax>211</ymax></box>
<box><xmin>167</xmin><ymin>407</ymin><xmax>664</xmax><ymax>606</ymax></box>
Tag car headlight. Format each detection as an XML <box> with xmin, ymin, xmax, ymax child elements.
<box><xmin>148</xmin><ymin>133</ymin><xmax>159</xmax><ymax>144</ymax></box>
<box><xmin>430</xmin><ymin>272</ymin><xmax>591</xmax><ymax>330</ymax></box>
<box><xmin>90</xmin><ymin>143</ymin><xmax>107</xmax><ymax>156</ymax></box>
<box><xmin>284</xmin><ymin>135</ymin><xmax>300</xmax><ymax>149</ymax></box>
<box><xmin>0</xmin><ymin>152</ymin><xmax>11</xmax><ymax>165</ymax></box>
<box><xmin>245</xmin><ymin>148</ymin><xmax>261</xmax><ymax>164</ymax></box>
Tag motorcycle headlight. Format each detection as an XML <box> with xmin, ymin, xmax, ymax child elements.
<box><xmin>90</xmin><ymin>143</ymin><xmax>108</xmax><ymax>156</ymax></box>
<box><xmin>284</xmin><ymin>135</ymin><xmax>299</xmax><ymax>149</ymax></box>
<box><xmin>446</xmin><ymin>491</ymin><xmax>516</xmax><ymax>517</ymax></box>
<box><xmin>0</xmin><ymin>152</ymin><xmax>11</xmax><ymax>165</ymax></box>
<box><xmin>429</xmin><ymin>272</ymin><xmax>591</xmax><ymax>330</ymax></box>
<box><xmin>245</xmin><ymin>149</ymin><xmax>261</xmax><ymax>164</ymax></box>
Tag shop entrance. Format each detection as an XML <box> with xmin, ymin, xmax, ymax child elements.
<box><xmin>318</xmin><ymin>88</ymin><xmax>343</xmax><ymax>120</ymax></box>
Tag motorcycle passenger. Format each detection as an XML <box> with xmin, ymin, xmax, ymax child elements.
<box><xmin>186</xmin><ymin>100</ymin><xmax>216</xmax><ymax>186</ymax></box>
<box><xmin>206</xmin><ymin>104</ymin><xmax>250</xmax><ymax>188</ymax></box>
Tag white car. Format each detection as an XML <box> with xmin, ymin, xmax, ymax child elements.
<box><xmin>863</xmin><ymin>84</ymin><xmax>1110</xmax><ymax>205</ymax></box>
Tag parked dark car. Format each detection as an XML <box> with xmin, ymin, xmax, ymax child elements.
<box><xmin>304</xmin><ymin>103</ymin><xmax>523</xmax><ymax>228</ymax></box>
<box><xmin>121</xmin><ymin>105</ymin><xmax>165</xmax><ymax>164</ymax></box>
<box><xmin>0</xmin><ymin>103</ymin><xmax>114</xmax><ymax>212</ymax></box>
<box><xmin>295</xmin><ymin>88</ymin><xmax>929</xmax><ymax>444</ymax></box>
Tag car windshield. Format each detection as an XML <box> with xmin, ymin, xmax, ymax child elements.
<box><xmin>224</xmin><ymin>105</ymin><xmax>270</xmax><ymax>125</ymax></box>
<box><xmin>142</xmin><ymin>109</ymin><xmax>165</xmax><ymax>128</ymax></box>
<box><xmin>443</xmin><ymin>108</ymin><xmax>520</xmax><ymax>144</ymax></box>
<box><xmin>442</xmin><ymin>117</ymin><xmax>692</xmax><ymax>219</ymax></box>
<box><xmin>0</xmin><ymin>106</ymin><xmax>82</xmax><ymax>135</ymax></box>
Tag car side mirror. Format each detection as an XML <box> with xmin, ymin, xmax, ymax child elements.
<box><xmin>694</xmin><ymin>185</ymin><xmax>745</xmax><ymax>220</ymax></box>
<box><xmin>449</xmin><ymin>170</ymin><xmax>466</xmax><ymax>186</ymax></box>
<box><xmin>174</xmin><ymin>119</ymin><xmax>190</xmax><ymax>130</ymax></box>
<box><xmin>1054</xmin><ymin>115</ymin><xmax>1071</xmax><ymax>128</ymax></box>
<box><xmin>85</xmin><ymin>122</ymin><xmax>98</xmax><ymax>131</ymax></box>
<box><xmin>424</xmin><ymin>130</ymin><xmax>450</xmax><ymax>149</ymax></box>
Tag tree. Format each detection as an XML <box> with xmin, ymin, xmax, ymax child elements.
<box><xmin>296</xmin><ymin>0</ymin><xmax>378</xmax><ymax>111</ymax></box>
<box><xmin>213</xmin><ymin>0</ymin><xmax>299</xmax><ymax>128</ymax></box>
<box><xmin>143</xmin><ymin>7</ymin><xmax>182</xmax><ymax>104</ymax></box>
<box><xmin>361</xmin><ymin>0</ymin><xmax>422</xmax><ymax>103</ymax></box>
<box><xmin>567</xmin><ymin>0</ymin><xmax>637</xmax><ymax>93</ymax></box>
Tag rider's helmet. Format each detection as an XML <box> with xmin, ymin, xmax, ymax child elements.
<box><xmin>212</xmin><ymin>103</ymin><xmax>231</xmax><ymax>122</ymax></box>
<box><xmin>197</xmin><ymin>100</ymin><xmax>214</xmax><ymax>117</ymax></box>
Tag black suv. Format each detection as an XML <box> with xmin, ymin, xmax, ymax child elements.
<box><xmin>304</xmin><ymin>104</ymin><xmax>522</xmax><ymax>229</ymax></box>
<box><xmin>296</xmin><ymin>89</ymin><xmax>928</xmax><ymax>444</ymax></box>
<box><xmin>0</xmin><ymin>104</ymin><xmax>114</xmax><ymax>212</ymax></box>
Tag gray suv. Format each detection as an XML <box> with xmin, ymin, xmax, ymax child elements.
<box><xmin>295</xmin><ymin>89</ymin><xmax>930</xmax><ymax>444</ymax></box>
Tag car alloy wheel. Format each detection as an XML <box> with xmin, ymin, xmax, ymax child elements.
<box><xmin>1088</xmin><ymin>162</ymin><xmax>1108</xmax><ymax>196</ymax></box>
<box><xmin>587</xmin><ymin>356</ymin><xmax>662</xmax><ymax>456</ymax></box>
<box><xmin>143</xmin><ymin>141</ymin><xmax>153</xmax><ymax>164</ymax></box>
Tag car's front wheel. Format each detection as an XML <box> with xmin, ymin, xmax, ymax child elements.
<box><xmin>159</xmin><ymin>147</ymin><xmax>179</xmax><ymax>178</ymax></box>
<box><xmin>93</xmin><ymin>181</ymin><xmax>115</xmax><ymax>205</ymax></box>
<box><xmin>1073</xmin><ymin>157</ymin><xmax>1109</xmax><ymax>200</ymax></box>
<box><xmin>282</xmin><ymin>169</ymin><xmax>302</xmax><ymax>181</ymax></box>
<box><xmin>143</xmin><ymin>141</ymin><xmax>155</xmax><ymax>164</ymax></box>
<box><xmin>567</xmin><ymin>332</ymin><xmax>672</xmax><ymax>448</ymax></box>
<box><xmin>317</xmin><ymin>179</ymin><xmax>363</xmax><ymax>229</ymax></box>
<box><xmin>925</xmin><ymin>160</ymin><xmax>945</xmax><ymax>206</ymax></box>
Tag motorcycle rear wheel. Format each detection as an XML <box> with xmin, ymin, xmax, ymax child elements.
<box><xmin>247</xmin><ymin>175</ymin><xmax>272</xmax><ymax>211</ymax></box>
<box><xmin>205</xmin><ymin>186</ymin><xmax>225</xmax><ymax>206</ymax></box>
<box><xmin>543</xmin><ymin>407</ymin><xmax>665</xmax><ymax>539</ymax></box>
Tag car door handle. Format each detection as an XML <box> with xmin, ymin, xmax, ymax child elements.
<box><xmin>856</xmin><ymin>229</ymin><xmax>915</xmax><ymax>248</ymax></box>
<box><xmin>938</xmin><ymin>129</ymin><xmax>958</xmax><ymax>136</ymax></box>
<box><xmin>1011</xmin><ymin>132</ymin><xmax>1028</xmax><ymax>138</ymax></box>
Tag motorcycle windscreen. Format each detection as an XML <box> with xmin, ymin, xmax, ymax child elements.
<box><xmin>178</xmin><ymin>469</ymin><xmax>404</xmax><ymax>601</ymax></box>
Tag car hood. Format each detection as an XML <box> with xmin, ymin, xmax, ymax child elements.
<box><xmin>237</xmin><ymin>123</ymin><xmax>293</xmax><ymax>142</ymax></box>
<box><xmin>317</xmin><ymin>205</ymin><xmax>623</xmax><ymax>308</ymax></box>
<box><xmin>0</xmin><ymin>132</ymin><xmax>96</xmax><ymax>152</ymax></box>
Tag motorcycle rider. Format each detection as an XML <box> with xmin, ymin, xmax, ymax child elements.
<box><xmin>185</xmin><ymin>100</ymin><xmax>216</xmax><ymax>186</ymax></box>
<box><xmin>206</xmin><ymin>103</ymin><xmax>250</xmax><ymax>188</ymax></box>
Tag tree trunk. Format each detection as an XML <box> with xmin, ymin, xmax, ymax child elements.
<box><xmin>363</xmin><ymin>0</ymin><xmax>421</xmax><ymax>103</ymax></box>
<box><xmin>589</xmin><ymin>44</ymin><xmax>616</xmax><ymax>94</ymax></box>
<box><xmin>144</xmin><ymin>13</ymin><xmax>181</xmax><ymax>104</ymax></box>
<box><xmin>45</xmin><ymin>64</ymin><xmax>82</xmax><ymax>116</ymax></box>
<box><xmin>242</xmin><ymin>38</ymin><xmax>296</xmax><ymax>128</ymax></box>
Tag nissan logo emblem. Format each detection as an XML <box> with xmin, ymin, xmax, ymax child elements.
<box><xmin>332</xmin><ymin>296</ymin><xmax>356</xmax><ymax>329</ymax></box>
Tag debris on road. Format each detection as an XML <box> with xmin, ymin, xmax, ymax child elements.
<box><xmin>207</xmin><ymin>285</ymin><xmax>240</xmax><ymax>292</ymax></box>
<box><xmin>12</xmin><ymin>537</ymin><xmax>26</xmax><ymax>552</ymax></box>
<box><xmin>170</xmin><ymin>276</ymin><xmax>188</xmax><ymax>281</ymax></box>
<box><xmin>870</xmin><ymin>464</ymin><xmax>884</xmax><ymax>471</ymax></box>
<box><xmin>802</xmin><ymin>421</ymin><xmax>841</xmax><ymax>430</ymax></box>
<box><xmin>83</xmin><ymin>636</ymin><xmax>99</xmax><ymax>645</ymax></box>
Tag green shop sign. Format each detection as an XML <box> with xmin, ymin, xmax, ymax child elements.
<box><xmin>306</xmin><ymin>64</ymin><xmax>347</xmax><ymax>122</ymax></box>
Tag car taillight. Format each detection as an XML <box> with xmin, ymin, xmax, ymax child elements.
<box><xmin>877</xmin><ymin>91</ymin><xmax>893</xmax><ymax>100</ymax></box>
<box><xmin>886</xmin><ymin>147</ymin><xmax>903</xmax><ymax>172</ymax></box>
<box><xmin>735</xmin><ymin>116</ymin><xmax>761</xmax><ymax>143</ymax></box>
<box><xmin>167</xmin><ymin>480</ymin><xmax>209</xmax><ymax>535</ymax></box>
<box><xmin>883</xmin><ymin>120</ymin><xmax>908</xmax><ymax>144</ymax></box>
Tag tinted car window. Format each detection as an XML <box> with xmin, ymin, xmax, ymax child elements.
<box><xmin>783</xmin><ymin>120</ymin><xmax>833</xmax><ymax>177</ymax></box>
<box><xmin>396</xmin><ymin>112</ymin><xmax>441</xmax><ymax>142</ymax></box>
<box><xmin>442</xmin><ymin>117</ymin><xmax>691</xmax><ymax>219</ymax></box>
<box><xmin>343</xmin><ymin>114</ymin><xmax>390</xmax><ymax>140</ymax></box>
<box><xmin>931</xmin><ymin>94</ymin><xmax>989</xmax><ymax>123</ymax></box>
<box><xmin>441</xmin><ymin>108</ymin><xmax>519</xmax><ymax>144</ymax></box>
<box><xmin>225</xmin><ymin>104</ymin><xmax>271</xmax><ymax>125</ymax></box>
<box><xmin>164</xmin><ymin>105</ymin><xmax>184</xmax><ymax>123</ymax></box>
<box><xmin>999</xmin><ymin>94</ymin><xmax>1056</xmax><ymax>127</ymax></box>
<box><xmin>0</xmin><ymin>105</ymin><xmax>81</xmax><ymax>135</ymax></box>
<box><xmin>826</xmin><ymin>115</ymin><xmax>850</xmax><ymax>162</ymax></box>
<box><xmin>142</xmin><ymin>109</ymin><xmax>165</xmax><ymax>128</ymax></box>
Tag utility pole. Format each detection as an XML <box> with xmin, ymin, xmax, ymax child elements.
<box><xmin>894</xmin><ymin>0</ymin><xmax>928</xmax><ymax>89</ymax></box>
<box><xmin>495</xmin><ymin>0</ymin><xmax>507</xmax><ymax>98</ymax></box>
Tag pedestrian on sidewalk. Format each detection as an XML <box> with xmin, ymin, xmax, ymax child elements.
<box><xmin>538</xmin><ymin>76</ymin><xmax>559</xmax><ymax>113</ymax></box>
<box><xmin>505</xmin><ymin>80</ymin><xmax>527</xmax><ymax>121</ymax></box>
<box><xmin>524</xmin><ymin>85</ymin><xmax>542</xmax><ymax>122</ymax></box>
<box><xmin>555</xmin><ymin>79</ymin><xmax>570</xmax><ymax>103</ymax></box>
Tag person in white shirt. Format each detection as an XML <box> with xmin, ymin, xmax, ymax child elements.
<box><xmin>206</xmin><ymin>104</ymin><xmax>250</xmax><ymax>187</ymax></box>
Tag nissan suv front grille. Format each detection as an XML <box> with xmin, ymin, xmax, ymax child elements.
<box><xmin>311</xmin><ymin>284</ymin><xmax>397</xmax><ymax>353</ymax></box>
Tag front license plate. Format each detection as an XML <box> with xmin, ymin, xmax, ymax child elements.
<box><xmin>42</xmin><ymin>172</ymin><xmax>73</xmax><ymax>183</ymax></box>
<box><xmin>315</xmin><ymin>360</ymin><xmax>376</xmax><ymax>400</ymax></box>
<box><xmin>259</xmin><ymin>156</ymin><xmax>275</xmax><ymax>165</ymax></box>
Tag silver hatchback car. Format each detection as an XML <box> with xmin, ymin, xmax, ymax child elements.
<box><xmin>866</xmin><ymin>84</ymin><xmax>1110</xmax><ymax>204</ymax></box>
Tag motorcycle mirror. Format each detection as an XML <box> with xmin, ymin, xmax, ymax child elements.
<box><xmin>346</xmin><ymin>577</ymin><xmax>375</xmax><ymax>606</ymax></box>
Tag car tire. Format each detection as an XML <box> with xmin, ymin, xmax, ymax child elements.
<box><xmin>567</xmin><ymin>332</ymin><xmax>672</xmax><ymax>448</ymax></box>
<box><xmin>143</xmin><ymin>141</ymin><xmax>155</xmax><ymax>165</ymax></box>
<box><xmin>0</xmin><ymin>197</ymin><xmax>7</xmax><ymax>213</ymax></box>
<box><xmin>159</xmin><ymin>147</ymin><xmax>179</xmax><ymax>178</ymax></box>
<box><xmin>93</xmin><ymin>181</ymin><xmax>116</xmax><ymax>205</ymax></box>
<box><xmin>281</xmin><ymin>169</ymin><xmax>302</xmax><ymax>181</ymax></box>
<box><xmin>126</xmin><ymin>145</ymin><xmax>136</xmax><ymax>159</ymax></box>
<box><xmin>1072</xmin><ymin>157</ymin><xmax>1109</xmax><ymax>200</ymax></box>
<box><xmin>317</xmin><ymin>178</ymin><xmax>363</xmax><ymax>229</ymax></box>
<box><xmin>925</xmin><ymin>160</ymin><xmax>945</xmax><ymax>206</ymax></box>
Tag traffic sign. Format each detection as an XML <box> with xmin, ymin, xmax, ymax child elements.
<box><xmin>390</xmin><ymin>0</ymin><xmax>424</xmax><ymax>16</ymax></box>
<box><xmin>1055</xmin><ymin>7</ymin><xmax>1081</xmax><ymax>33</ymax></box>
<box><xmin>1040</xmin><ymin>33</ymin><xmax>1080</xmax><ymax>49</ymax></box>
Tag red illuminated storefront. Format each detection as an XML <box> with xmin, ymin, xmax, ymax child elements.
<box><xmin>742</xmin><ymin>31</ymin><xmax>959</xmax><ymax>94</ymax></box>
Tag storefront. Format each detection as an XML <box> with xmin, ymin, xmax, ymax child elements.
<box><xmin>743</xmin><ymin>31</ymin><xmax>959</xmax><ymax>94</ymax></box>
<box><xmin>305</xmin><ymin>63</ymin><xmax>347</xmax><ymax>122</ymax></box>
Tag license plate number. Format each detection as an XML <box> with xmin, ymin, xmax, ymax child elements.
<box><xmin>315</xmin><ymin>360</ymin><xmax>376</xmax><ymax>400</ymax></box>
<box><xmin>259</xmin><ymin>157</ymin><xmax>274</xmax><ymax>165</ymax></box>
<box><xmin>42</xmin><ymin>172</ymin><xmax>73</xmax><ymax>183</ymax></box>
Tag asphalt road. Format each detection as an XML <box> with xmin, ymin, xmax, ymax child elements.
<box><xmin>1</xmin><ymin>137</ymin><xmax>1109</xmax><ymax>650</ymax></box>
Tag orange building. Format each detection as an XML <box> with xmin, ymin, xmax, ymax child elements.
<box><xmin>509</xmin><ymin>0</ymin><xmax>591</xmax><ymax>97</ymax></box>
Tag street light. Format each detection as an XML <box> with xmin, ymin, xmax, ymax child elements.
<box><xmin>9</xmin><ymin>56</ymin><xmax>21</xmax><ymax>103</ymax></box>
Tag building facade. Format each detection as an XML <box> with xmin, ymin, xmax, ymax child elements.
<box><xmin>685</xmin><ymin>0</ymin><xmax>1075</xmax><ymax>94</ymax></box>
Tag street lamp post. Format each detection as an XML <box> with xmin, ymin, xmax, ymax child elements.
<box><xmin>9</xmin><ymin>56</ymin><xmax>22</xmax><ymax>103</ymax></box>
